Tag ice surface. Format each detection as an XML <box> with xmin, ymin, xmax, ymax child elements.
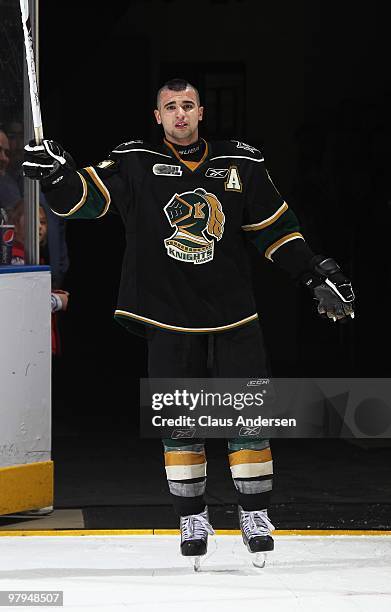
<box><xmin>0</xmin><ymin>535</ymin><xmax>390</xmax><ymax>611</ymax></box>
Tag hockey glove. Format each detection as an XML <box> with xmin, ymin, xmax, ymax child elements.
<box><xmin>303</xmin><ymin>256</ymin><xmax>355</xmax><ymax>322</ymax></box>
<box><xmin>23</xmin><ymin>139</ymin><xmax>75</xmax><ymax>188</ymax></box>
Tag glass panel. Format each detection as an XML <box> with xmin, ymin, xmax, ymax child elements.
<box><xmin>0</xmin><ymin>0</ymin><xmax>24</xmax><ymax>223</ymax></box>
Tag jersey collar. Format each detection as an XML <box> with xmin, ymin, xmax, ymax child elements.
<box><xmin>163</xmin><ymin>138</ymin><xmax>209</xmax><ymax>173</ymax></box>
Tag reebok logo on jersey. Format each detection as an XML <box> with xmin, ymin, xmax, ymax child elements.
<box><xmin>163</xmin><ymin>188</ymin><xmax>225</xmax><ymax>265</ymax></box>
<box><xmin>205</xmin><ymin>168</ymin><xmax>229</xmax><ymax>178</ymax></box>
<box><xmin>153</xmin><ymin>164</ymin><xmax>182</xmax><ymax>176</ymax></box>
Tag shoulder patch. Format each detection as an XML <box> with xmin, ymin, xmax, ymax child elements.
<box><xmin>96</xmin><ymin>159</ymin><xmax>116</xmax><ymax>169</ymax></box>
<box><xmin>230</xmin><ymin>140</ymin><xmax>263</xmax><ymax>158</ymax></box>
<box><xmin>209</xmin><ymin>140</ymin><xmax>264</xmax><ymax>162</ymax></box>
<box><xmin>112</xmin><ymin>140</ymin><xmax>144</xmax><ymax>153</ymax></box>
<box><xmin>111</xmin><ymin>140</ymin><xmax>172</xmax><ymax>158</ymax></box>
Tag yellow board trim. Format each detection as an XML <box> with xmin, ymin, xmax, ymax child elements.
<box><xmin>1</xmin><ymin>529</ymin><xmax>390</xmax><ymax>537</ymax></box>
<box><xmin>0</xmin><ymin>461</ymin><xmax>53</xmax><ymax>516</ymax></box>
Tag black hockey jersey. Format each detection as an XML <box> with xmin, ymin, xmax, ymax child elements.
<box><xmin>45</xmin><ymin>139</ymin><xmax>307</xmax><ymax>335</ymax></box>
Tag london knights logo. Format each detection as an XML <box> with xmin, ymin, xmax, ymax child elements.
<box><xmin>163</xmin><ymin>188</ymin><xmax>225</xmax><ymax>265</ymax></box>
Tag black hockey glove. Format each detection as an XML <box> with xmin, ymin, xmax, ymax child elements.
<box><xmin>23</xmin><ymin>139</ymin><xmax>75</xmax><ymax>188</ymax></box>
<box><xmin>302</xmin><ymin>255</ymin><xmax>355</xmax><ymax>322</ymax></box>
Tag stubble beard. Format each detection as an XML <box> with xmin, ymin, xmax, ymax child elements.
<box><xmin>167</xmin><ymin>125</ymin><xmax>198</xmax><ymax>145</ymax></box>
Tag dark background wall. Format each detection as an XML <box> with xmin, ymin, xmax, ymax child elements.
<box><xmin>37</xmin><ymin>0</ymin><xmax>391</xmax><ymax>433</ymax></box>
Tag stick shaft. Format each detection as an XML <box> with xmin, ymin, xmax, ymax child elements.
<box><xmin>20</xmin><ymin>0</ymin><xmax>43</xmax><ymax>144</ymax></box>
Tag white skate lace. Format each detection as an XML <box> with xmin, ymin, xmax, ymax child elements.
<box><xmin>181</xmin><ymin>510</ymin><xmax>215</xmax><ymax>542</ymax></box>
<box><xmin>240</xmin><ymin>509</ymin><xmax>275</xmax><ymax>540</ymax></box>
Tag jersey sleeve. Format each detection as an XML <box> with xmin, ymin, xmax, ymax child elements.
<box><xmin>242</xmin><ymin>162</ymin><xmax>304</xmax><ymax>260</ymax></box>
<box><xmin>44</xmin><ymin>155</ymin><xmax>130</xmax><ymax>220</ymax></box>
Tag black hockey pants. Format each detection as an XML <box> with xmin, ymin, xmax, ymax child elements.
<box><xmin>147</xmin><ymin>321</ymin><xmax>274</xmax><ymax>517</ymax></box>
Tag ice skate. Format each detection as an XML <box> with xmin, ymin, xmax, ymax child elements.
<box><xmin>238</xmin><ymin>506</ymin><xmax>275</xmax><ymax>568</ymax></box>
<box><xmin>180</xmin><ymin>506</ymin><xmax>214</xmax><ymax>571</ymax></box>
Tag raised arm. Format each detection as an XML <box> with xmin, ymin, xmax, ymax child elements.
<box><xmin>23</xmin><ymin>139</ymin><xmax>128</xmax><ymax>220</ymax></box>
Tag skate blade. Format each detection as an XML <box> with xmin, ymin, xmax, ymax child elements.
<box><xmin>184</xmin><ymin>555</ymin><xmax>203</xmax><ymax>572</ymax></box>
<box><xmin>192</xmin><ymin>556</ymin><xmax>201</xmax><ymax>572</ymax></box>
<box><xmin>252</xmin><ymin>552</ymin><xmax>266</xmax><ymax>568</ymax></box>
<box><xmin>185</xmin><ymin>556</ymin><xmax>202</xmax><ymax>572</ymax></box>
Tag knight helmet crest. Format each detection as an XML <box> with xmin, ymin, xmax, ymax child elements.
<box><xmin>164</xmin><ymin>188</ymin><xmax>225</xmax><ymax>265</ymax></box>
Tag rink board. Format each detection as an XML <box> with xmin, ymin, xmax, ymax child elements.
<box><xmin>0</xmin><ymin>534</ymin><xmax>390</xmax><ymax>612</ymax></box>
<box><xmin>0</xmin><ymin>267</ymin><xmax>52</xmax><ymax>514</ymax></box>
<box><xmin>0</xmin><ymin>460</ymin><xmax>53</xmax><ymax>515</ymax></box>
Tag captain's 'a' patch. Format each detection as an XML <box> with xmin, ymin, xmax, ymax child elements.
<box><xmin>225</xmin><ymin>166</ymin><xmax>242</xmax><ymax>192</ymax></box>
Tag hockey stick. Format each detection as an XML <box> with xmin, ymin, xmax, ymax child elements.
<box><xmin>19</xmin><ymin>0</ymin><xmax>43</xmax><ymax>144</ymax></box>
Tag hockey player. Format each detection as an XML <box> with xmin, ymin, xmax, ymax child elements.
<box><xmin>23</xmin><ymin>78</ymin><xmax>354</xmax><ymax>569</ymax></box>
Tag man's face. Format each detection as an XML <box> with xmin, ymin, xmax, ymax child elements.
<box><xmin>0</xmin><ymin>131</ymin><xmax>10</xmax><ymax>176</ymax></box>
<box><xmin>154</xmin><ymin>88</ymin><xmax>203</xmax><ymax>145</ymax></box>
<box><xmin>39</xmin><ymin>207</ymin><xmax>48</xmax><ymax>245</ymax></box>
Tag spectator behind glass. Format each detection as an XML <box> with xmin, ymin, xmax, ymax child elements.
<box><xmin>10</xmin><ymin>200</ymin><xmax>70</xmax><ymax>355</ymax></box>
<box><xmin>0</xmin><ymin>127</ymin><xmax>21</xmax><ymax>209</ymax></box>
<box><xmin>4</xmin><ymin>121</ymin><xmax>70</xmax><ymax>288</ymax></box>
<box><xmin>6</xmin><ymin>120</ymin><xmax>24</xmax><ymax>180</ymax></box>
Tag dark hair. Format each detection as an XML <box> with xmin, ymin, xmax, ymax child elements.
<box><xmin>9</xmin><ymin>200</ymin><xmax>25</xmax><ymax>226</ymax></box>
<box><xmin>156</xmin><ymin>78</ymin><xmax>200</xmax><ymax>107</ymax></box>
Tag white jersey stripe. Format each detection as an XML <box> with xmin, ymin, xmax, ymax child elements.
<box><xmin>209</xmin><ymin>155</ymin><xmax>264</xmax><ymax>162</ymax></box>
<box><xmin>113</xmin><ymin>148</ymin><xmax>172</xmax><ymax>158</ymax></box>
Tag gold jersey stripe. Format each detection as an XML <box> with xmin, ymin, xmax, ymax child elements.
<box><xmin>84</xmin><ymin>167</ymin><xmax>111</xmax><ymax>216</ymax></box>
<box><xmin>228</xmin><ymin>448</ymin><xmax>272</xmax><ymax>467</ymax></box>
<box><xmin>265</xmin><ymin>232</ymin><xmax>304</xmax><ymax>261</ymax></box>
<box><xmin>164</xmin><ymin>451</ymin><xmax>206</xmax><ymax>466</ymax></box>
<box><xmin>230</xmin><ymin>460</ymin><xmax>273</xmax><ymax>478</ymax></box>
<box><xmin>242</xmin><ymin>202</ymin><xmax>289</xmax><ymax>231</ymax></box>
<box><xmin>50</xmin><ymin>172</ymin><xmax>87</xmax><ymax>218</ymax></box>
<box><xmin>114</xmin><ymin>310</ymin><xmax>258</xmax><ymax>332</ymax></box>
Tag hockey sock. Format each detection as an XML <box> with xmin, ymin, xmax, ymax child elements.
<box><xmin>163</xmin><ymin>438</ymin><xmax>207</xmax><ymax>517</ymax></box>
<box><xmin>227</xmin><ymin>438</ymin><xmax>273</xmax><ymax>511</ymax></box>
